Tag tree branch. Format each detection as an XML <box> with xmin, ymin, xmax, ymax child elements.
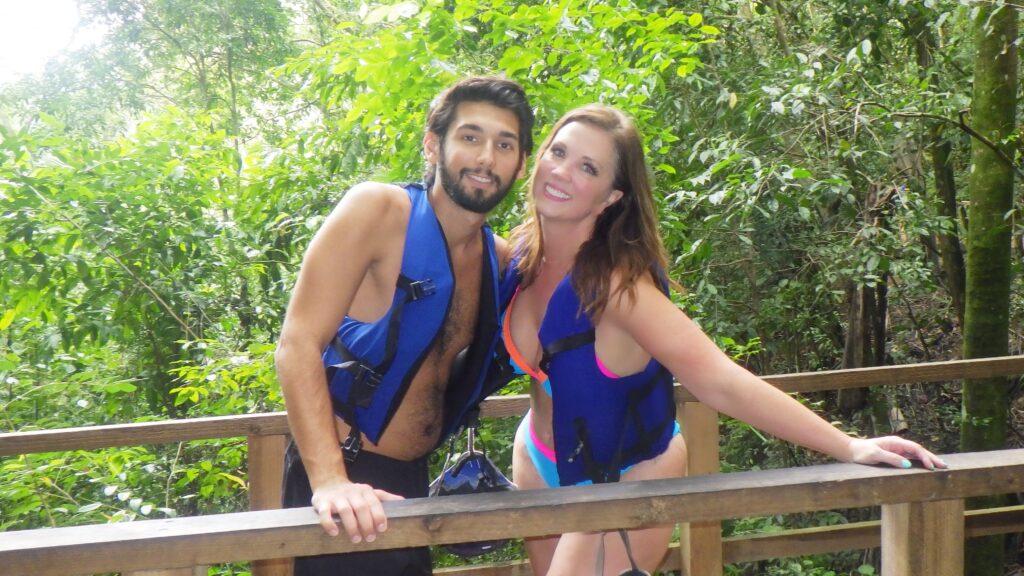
<box><xmin>26</xmin><ymin>186</ymin><xmax>200</xmax><ymax>341</ymax></box>
<box><xmin>863</xmin><ymin>102</ymin><xmax>1024</xmax><ymax>181</ymax></box>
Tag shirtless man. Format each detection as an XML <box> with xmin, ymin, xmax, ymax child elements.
<box><xmin>275</xmin><ymin>77</ymin><xmax>534</xmax><ymax>576</ymax></box>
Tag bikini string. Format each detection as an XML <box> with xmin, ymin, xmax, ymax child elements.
<box><xmin>593</xmin><ymin>530</ymin><xmax>646</xmax><ymax>576</ymax></box>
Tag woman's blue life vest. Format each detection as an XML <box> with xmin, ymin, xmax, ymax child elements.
<box><xmin>499</xmin><ymin>260</ymin><xmax>677</xmax><ymax>486</ymax></box>
<box><xmin>321</xmin><ymin>183</ymin><xmax>508</xmax><ymax>462</ymax></box>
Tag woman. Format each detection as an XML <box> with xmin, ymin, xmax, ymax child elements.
<box><xmin>502</xmin><ymin>104</ymin><xmax>946</xmax><ymax>576</ymax></box>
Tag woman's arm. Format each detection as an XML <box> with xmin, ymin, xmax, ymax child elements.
<box><xmin>603</xmin><ymin>276</ymin><xmax>946</xmax><ymax>469</ymax></box>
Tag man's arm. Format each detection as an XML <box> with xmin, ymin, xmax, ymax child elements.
<box><xmin>275</xmin><ymin>182</ymin><xmax>407</xmax><ymax>542</ymax></box>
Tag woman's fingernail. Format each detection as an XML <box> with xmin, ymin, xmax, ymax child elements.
<box><xmin>378</xmin><ymin>523</ymin><xmax>387</xmax><ymax>532</ymax></box>
<box><xmin>901</xmin><ymin>459</ymin><xmax>912</xmax><ymax>469</ymax></box>
<box><xmin>366</xmin><ymin>533</ymin><xmax>376</xmax><ymax>543</ymax></box>
<box><xmin>351</xmin><ymin>535</ymin><xmax>362</xmax><ymax>544</ymax></box>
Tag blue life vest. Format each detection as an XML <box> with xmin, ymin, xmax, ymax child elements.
<box><xmin>537</xmin><ymin>272</ymin><xmax>677</xmax><ymax>486</ymax></box>
<box><xmin>322</xmin><ymin>183</ymin><xmax>505</xmax><ymax>460</ymax></box>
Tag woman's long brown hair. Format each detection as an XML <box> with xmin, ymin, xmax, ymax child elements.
<box><xmin>509</xmin><ymin>104</ymin><xmax>669</xmax><ymax>320</ymax></box>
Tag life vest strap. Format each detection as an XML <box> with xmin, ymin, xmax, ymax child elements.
<box><xmin>324</xmin><ymin>272</ymin><xmax>436</xmax><ymax>463</ymax></box>
<box><xmin>568</xmin><ymin>368</ymin><xmax>673</xmax><ymax>485</ymax></box>
<box><xmin>540</xmin><ymin>329</ymin><xmax>595</xmax><ymax>373</ymax></box>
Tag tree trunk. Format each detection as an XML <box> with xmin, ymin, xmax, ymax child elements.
<box><xmin>906</xmin><ymin>9</ymin><xmax>966</xmax><ymax>327</ymax></box>
<box><xmin>961</xmin><ymin>3</ymin><xmax>1017</xmax><ymax>573</ymax></box>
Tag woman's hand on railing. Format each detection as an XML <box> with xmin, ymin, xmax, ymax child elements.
<box><xmin>311</xmin><ymin>480</ymin><xmax>403</xmax><ymax>542</ymax></box>
<box><xmin>847</xmin><ymin>436</ymin><xmax>949</xmax><ymax>471</ymax></box>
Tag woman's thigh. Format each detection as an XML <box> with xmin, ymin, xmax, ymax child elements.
<box><xmin>513</xmin><ymin>420</ymin><xmax>561</xmax><ymax>575</ymax></box>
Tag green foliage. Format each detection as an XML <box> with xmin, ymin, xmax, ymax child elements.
<box><xmin>1</xmin><ymin>1</ymin><xmax>1020</xmax><ymax>574</ymax></box>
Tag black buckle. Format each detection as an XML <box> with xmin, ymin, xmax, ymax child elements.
<box><xmin>408</xmin><ymin>279</ymin><xmax>436</xmax><ymax>300</ymax></box>
<box><xmin>567</xmin><ymin>440</ymin><xmax>584</xmax><ymax>463</ymax></box>
<box><xmin>342</xmin><ymin>432</ymin><xmax>363</xmax><ymax>463</ymax></box>
<box><xmin>338</xmin><ymin>361</ymin><xmax>382</xmax><ymax>408</ymax></box>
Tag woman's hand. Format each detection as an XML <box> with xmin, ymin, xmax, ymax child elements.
<box><xmin>847</xmin><ymin>436</ymin><xmax>948</xmax><ymax>470</ymax></box>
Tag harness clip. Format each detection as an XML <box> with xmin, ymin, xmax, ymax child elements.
<box><xmin>567</xmin><ymin>440</ymin><xmax>584</xmax><ymax>463</ymax></box>
<box><xmin>347</xmin><ymin>362</ymin><xmax>383</xmax><ymax>408</ymax></box>
<box><xmin>342</xmin><ymin>432</ymin><xmax>363</xmax><ymax>463</ymax></box>
<box><xmin>408</xmin><ymin>279</ymin><xmax>436</xmax><ymax>300</ymax></box>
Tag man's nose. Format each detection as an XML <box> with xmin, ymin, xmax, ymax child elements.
<box><xmin>477</xmin><ymin>143</ymin><xmax>495</xmax><ymax>167</ymax></box>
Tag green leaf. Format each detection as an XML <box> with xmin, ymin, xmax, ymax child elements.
<box><xmin>688</xmin><ymin>13</ymin><xmax>703</xmax><ymax>27</ymax></box>
<box><xmin>0</xmin><ymin>308</ymin><xmax>15</xmax><ymax>331</ymax></box>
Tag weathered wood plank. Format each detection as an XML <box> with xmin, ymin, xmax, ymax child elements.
<box><xmin>0</xmin><ymin>413</ymin><xmax>291</xmax><ymax>456</ymax></box>
<box><xmin>248</xmin><ymin>434</ymin><xmax>292</xmax><ymax>576</ymax></box>
<box><xmin>680</xmin><ymin>401</ymin><xmax>723</xmax><ymax>576</ymax></box>
<box><xmin>4</xmin><ymin>356</ymin><xmax>1024</xmax><ymax>456</ymax></box>
<box><xmin>436</xmin><ymin>505</ymin><xmax>1024</xmax><ymax>575</ymax></box>
<box><xmin>5</xmin><ymin>356</ymin><xmax>1024</xmax><ymax>456</ymax></box>
<box><xmin>672</xmin><ymin>355</ymin><xmax>1024</xmax><ymax>402</ymax></box>
<box><xmin>1</xmin><ymin>450</ymin><xmax>1021</xmax><ymax>576</ymax></box>
<box><xmin>881</xmin><ymin>499</ymin><xmax>964</xmax><ymax>576</ymax></box>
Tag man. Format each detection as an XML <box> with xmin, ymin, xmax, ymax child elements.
<box><xmin>276</xmin><ymin>76</ymin><xmax>534</xmax><ymax>575</ymax></box>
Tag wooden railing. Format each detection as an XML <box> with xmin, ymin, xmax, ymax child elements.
<box><xmin>2</xmin><ymin>450</ymin><xmax>1023</xmax><ymax>576</ymax></box>
<box><xmin>2</xmin><ymin>356</ymin><xmax>1024</xmax><ymax>576</ymax></box>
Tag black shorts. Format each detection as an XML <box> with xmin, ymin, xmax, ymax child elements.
<box><xmin>282</xmin><ymin>441</ymin><xmax>431</xmax><ymax>576</ymax></box>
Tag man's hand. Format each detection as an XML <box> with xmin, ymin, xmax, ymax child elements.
<box><xmin>848</xmin><ymin>436</ymin><xmax>949</xmax><ymax>471</ymax></box>
<box><xmin>311</xmin><ymin>480</ymin><xmax>404</xmax><ymax>542</ymax></box>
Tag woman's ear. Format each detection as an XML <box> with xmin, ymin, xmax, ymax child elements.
<box><xmin>606</xmin><ymin>189</ymin><xmax>624</xmax><ymax>207</ymax></box>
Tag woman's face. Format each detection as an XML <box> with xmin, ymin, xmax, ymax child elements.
<box><xmin>531</xmin><ymin>121</ymin><xmax>622</xmax><ymax>223</ymax></box>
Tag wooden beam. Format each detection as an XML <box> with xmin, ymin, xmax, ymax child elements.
<box><xmin>881</xmin><ymin>499</ymin><xmax>964</xmax><ymax>576</ymax></box>
<box><xmin>672</xmin><ymin>355</ymin><xmax>1024</xmax><ymax>402</ymax></box>
<box><xmin>248</xmin><ymin>434</ymin><xmax>291</xmax><ymax>576</ymax></box>
<box><xmin>0</xmin><ymin>413</ymin><xmax>290</xmax><ymax>456</ymax></box>
<box><xmin>4</xmin><ymin>356</ymin><xmax>1024</xmax><ymax>456</ymax></box>
<box><xmin>1</xmin><ymin>450</ymin><xmax>1021</xmax><ymax>576</ymax></box>
<box><xmin>680</xmin><ymin>401</ymin><xmax>723</xmax><ymax>576</ymax></box>
<box><xmin>435</xmin><ymin>505</ymin><xmax>1024</xmax><ymax>575</ymax></box>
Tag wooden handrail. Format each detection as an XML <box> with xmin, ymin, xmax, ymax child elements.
<box><xmin>2</xmin><ymin>450</ymin><xmax>1021</xmax><ymax>576</ymax></box>
<box><xmin>2</xmin><ymin>355</ymin><xmax>1022</xmax><ymax>456</ymax></box>
<box><xmin>434</xmin><ymin>505</ymin><xmax>1024</xmax><ymax>574</ymax></box>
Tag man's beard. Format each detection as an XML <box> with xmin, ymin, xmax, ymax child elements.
<box><xmin>438</xmin><ymin>141</ymin><xmax>518</xmax><ymax>214</ymax></box>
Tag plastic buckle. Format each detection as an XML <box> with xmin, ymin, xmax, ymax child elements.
<box><xmin>567</xmin><ymin>440</ymin><xmax>584</xmax><ymax>463</ymax></box>
<box><xmin>342</xmin><ymin>433</ymin><xmax>362</xmax><ymax>463</ymax></box>
<box><xmin>350</xmin><ymin>363</ymin><xmax>382</xmax><ymax>408</ymax></box>
<box><xmin>408</xmin><ymin>279</ymin><xmax>436</xmax><ymax>300</ymax></box>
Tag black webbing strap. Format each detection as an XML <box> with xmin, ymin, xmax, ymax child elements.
<box><xmin>618</xmin><ymin>370</ymin><xmax>673</xmax><ymax>464</ymax></box>
<box><xmin>324</xmin><ymin>274</ymin><xmax>436</xmax><ymax>462</ymax></box>
<box><xmin>539</xmin><ymin>330</ymin><xmax>595</xmax><ymax>373</ymax></box>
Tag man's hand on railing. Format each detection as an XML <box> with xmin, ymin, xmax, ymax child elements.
<box><xmin>847</xmin><ymin>436</ymin><xmax>949</xmax><ymax>471</ymax></box>
<box><xmin>311</xmin><ymin>480</ymin><xmax>403</xmax><ymax>542</ymax></box>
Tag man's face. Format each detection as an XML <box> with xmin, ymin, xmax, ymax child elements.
<box><xmin>433</xmin><ymin>101</ymin><xmax>525</xmax><ymax>214</ymax></box>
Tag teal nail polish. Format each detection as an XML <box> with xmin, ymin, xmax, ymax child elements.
<box><xmin>901</xmin><ymin>459</ymin><xmax>912</xmax><ymax>469</ymax></box>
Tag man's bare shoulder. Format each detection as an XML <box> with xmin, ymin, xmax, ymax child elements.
<box><xmin>333</xmin><ymin>181</ymin><xmax>410</xmax><ymax>219</ymax></box>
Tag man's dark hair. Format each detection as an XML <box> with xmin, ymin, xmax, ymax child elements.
<box><xmin>424</xmin><ymin>76</ymin><xmax>535</xmax><ymax>189</ymax></box>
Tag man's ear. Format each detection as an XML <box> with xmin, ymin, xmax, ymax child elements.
<box><xmin>516</xmin><ymin>155</ymin><xmax>528</xmax><ymax>180</ymax></box>
<box><xmin>423</xmin><ymin>131</ymin><xmax>439</xmax><ymax>163</ymax></box>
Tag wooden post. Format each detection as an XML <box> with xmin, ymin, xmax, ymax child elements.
<box><xmin>881</xmin><ymin>499</ymin><xmax>964</xmax><ymax>576</ymax></box>
<box><xmin>678</xmin><ymin>401</ymin><xmax>722</xmax><ymax>576</ymax></box>
<box><xmin>249</xmin><ymin>434</ymin><xmax>292</xmax><ymax>576</ymax></box>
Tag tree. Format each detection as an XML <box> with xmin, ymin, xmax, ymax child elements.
<box><xmin>960</xmin><ymin>2</ymin><xmax>1017</xmax><ymax>573</ymax></box>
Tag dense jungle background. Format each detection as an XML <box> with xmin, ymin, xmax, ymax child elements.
<box><xmin>2</xmin><ymin>1</ymin><xmax>1024</xmax><ymax>574</ymax></box>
